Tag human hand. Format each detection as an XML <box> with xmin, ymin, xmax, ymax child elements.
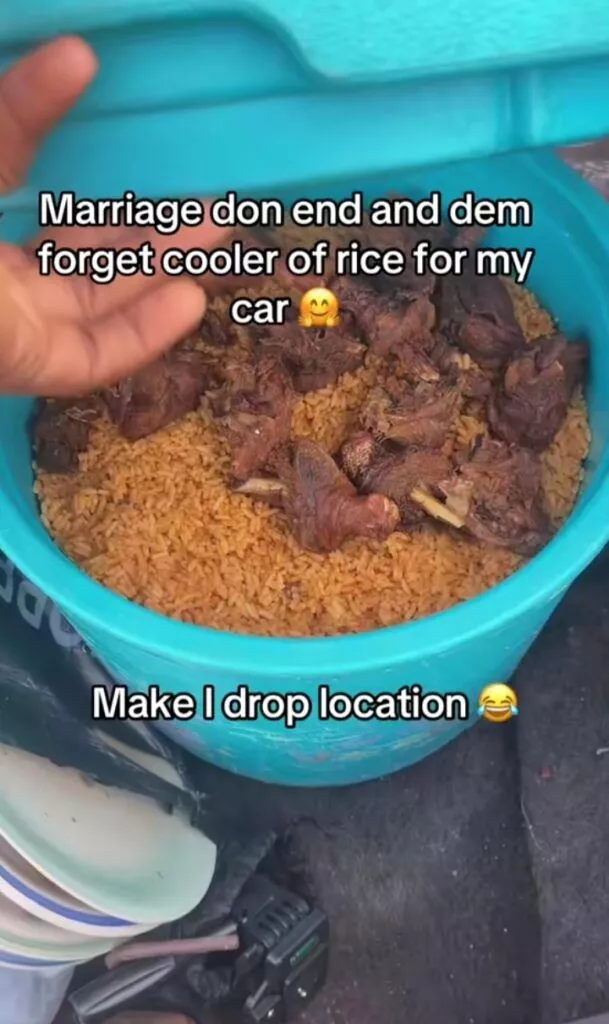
<box><xmin>0</xmin><ymin>37</ymin><xmax>227</xmax><ymax>396</ymax></box>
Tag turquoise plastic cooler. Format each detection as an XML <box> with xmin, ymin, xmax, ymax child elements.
<box><xmin>2</xmin><ymin>1</ymin><xmax>609</xmax><ymax>785</ymax></box>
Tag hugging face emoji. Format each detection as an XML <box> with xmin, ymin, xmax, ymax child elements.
<box><xmin>478</xmin><ymin>683</ymin><xmax>518</xmax><ymax>723</ymax></box>
<box><xmin>298</xmin><ymin>287</ymin><xmax>340</xmax><ymax>328</ymax></box>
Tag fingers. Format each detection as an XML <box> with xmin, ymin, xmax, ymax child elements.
<box><xmin>0</xmin><ymin>37</ymin><xmax>98</xmax><ymax>193</ymax></box>
<box><xmin>27</xmin><ymin>215</ymin><xmax>231</xmax><ymax>323</ymax></box>
<box><xmin>26</xmin><ymin>217</ymin><xmax>263</xmax><ymax>323</ymax></box>
<box><xmin>3</xmin><ymin>279</ymin><xmax>207</xmax><ymax>395</ymax></box>
<box><xmin>0</xmin><ymin>213</ymin><xmax>245</xmax><ymax>394</ymax></box>
<box><xmin>66</xmin><ymin>280</ymin><xmax>207</xmax><ymax>391</ymax></box>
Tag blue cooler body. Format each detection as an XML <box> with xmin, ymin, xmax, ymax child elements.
<box><xmin>2</xmin><ymin>2</ymin><xmax>609</xmax><ymax>784</ymax></box>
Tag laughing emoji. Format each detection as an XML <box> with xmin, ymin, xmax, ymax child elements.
<box><xmin>478</xmin><ymin>683</ymin><xmax>518</xmax><ymax>723</ymax></box>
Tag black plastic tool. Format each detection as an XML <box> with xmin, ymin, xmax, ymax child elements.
<box><xmin>67</xmin><ymin>877</ymin><xmax>328</xmax><ymax>1024</ymax></box>
<box><xmin>231</xmin><ymin>878</ymin><xmax>330</xmax><ymax>1023</ymax></box>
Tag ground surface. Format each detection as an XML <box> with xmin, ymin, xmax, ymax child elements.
<box><xmin>197</xmin><ymin>540</ymin><xmax>609</xmax><ymax>1024</ymax></box>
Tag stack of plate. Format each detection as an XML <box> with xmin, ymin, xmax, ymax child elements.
<box><xmin>0</xmin><ymin>741</ymin><xmax>217</xmax><ymax>970</ymax></box>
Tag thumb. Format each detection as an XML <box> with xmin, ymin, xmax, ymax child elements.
<box><xmin>0</xmin><ymin>36</ymin><xmax>98</xmax><ymax>193</ymax></box>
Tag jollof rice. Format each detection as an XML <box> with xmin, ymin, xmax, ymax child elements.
<box><xmin>34</xmin><ymin>284</ymin><xmax>590</xmax><ymax>637</ymax></box>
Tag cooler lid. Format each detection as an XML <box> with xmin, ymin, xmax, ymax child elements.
<box><xmin>2</xmin><ymin>0</ymin><xmax>609</xmax><ymax>203</ymax></box>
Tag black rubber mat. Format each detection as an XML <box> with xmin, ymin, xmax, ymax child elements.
<box><xmin>195</xmin><ymin>548</ymin><xmax>609</xmax><ymax>1024</ymax></box>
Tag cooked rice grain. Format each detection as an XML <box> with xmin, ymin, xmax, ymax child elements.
<box><xmin>34</xmin><ymin>285</ymin><xmax>590</xmax><ymax>637</ymax></box>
